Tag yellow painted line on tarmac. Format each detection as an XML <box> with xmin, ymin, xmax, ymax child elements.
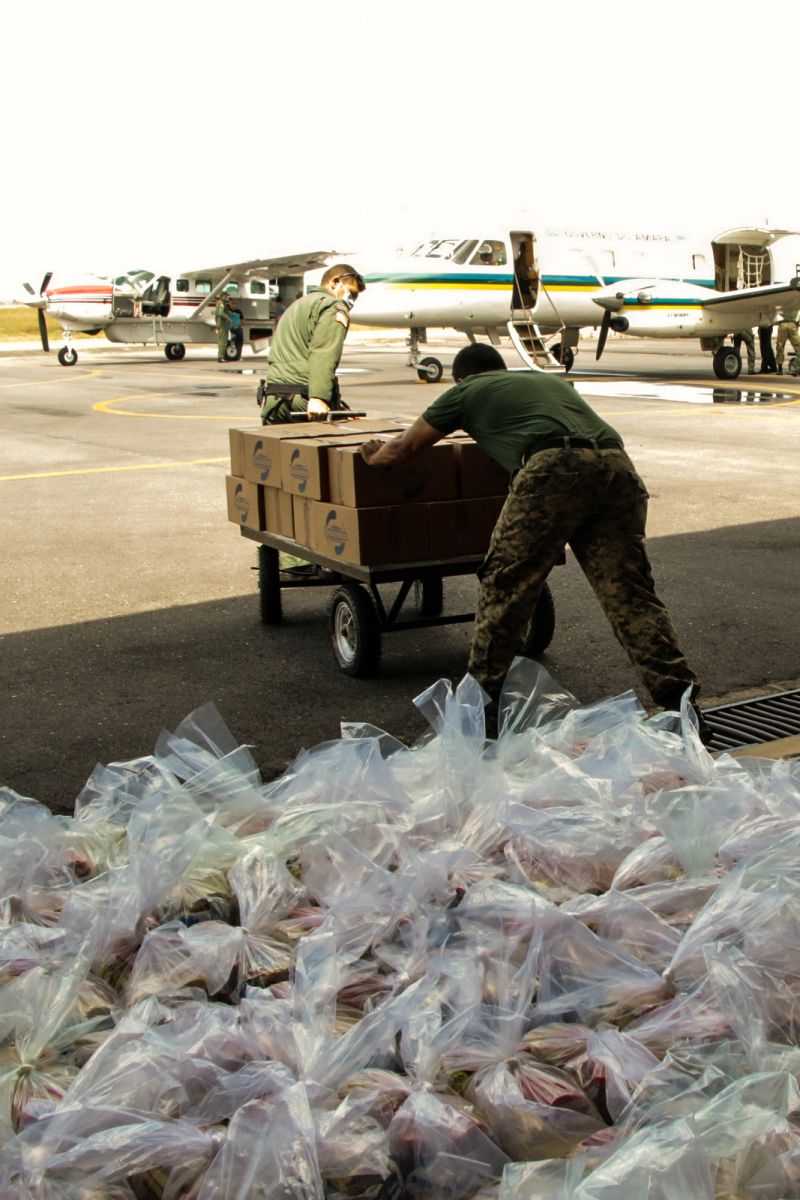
<box><xmin>0</xmin><ymin>457</ymin><xmax>228</xmax><ymax>482</ymax></box>
<box><xmin>0</xmin><ymin>369</ymin><xmax>101</xmax><ymax>388</ymax></box>
<box><xmin>93</xmin><ymin>394</ymin><xmax>244</xmax><ymax>419</ymax></box>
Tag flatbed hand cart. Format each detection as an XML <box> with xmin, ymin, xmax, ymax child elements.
<box><xmin>240</xmin><ymin>527</ymin><xmax>555</xmax><ymax>677</ymax></box>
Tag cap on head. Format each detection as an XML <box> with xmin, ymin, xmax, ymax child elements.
<box><xmin>452</xmin><ymin>343</ymin><xmax>507</xmax><ymax>381</ymax></box>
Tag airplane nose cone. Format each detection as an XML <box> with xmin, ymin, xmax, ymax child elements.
<box><xmin>593</xmin><ymin>292</ymin><xmax>626</xmax><ymax>313</ymax></box>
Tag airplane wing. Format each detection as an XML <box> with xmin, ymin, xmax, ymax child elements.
<box><xmin>178</xmin><ymin>251</ymin><xmax>337</xmax><ymax>281</ymax></box>
<box><xmin>700</xmin><ymin>277</ymin><xmax>800</xmax><ymax>316</ymax></box>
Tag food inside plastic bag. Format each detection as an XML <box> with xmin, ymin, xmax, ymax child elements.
<box><xmin>3</xmin><ymin>668</ymin><xmax>800</xmax><ymax>1198</ymax></box>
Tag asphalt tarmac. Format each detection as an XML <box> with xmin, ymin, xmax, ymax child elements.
<box><xmin>2</xmin><ymin>335</ymin><xmax>799</xmax><ymax>813</ymax></box>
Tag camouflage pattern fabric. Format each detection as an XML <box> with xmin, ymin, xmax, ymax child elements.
<box><xmin>775</xmin><ymin>320</ymin><xmax>800</xmax><ymax>365</ymax></box>
<box><xmin>469</xmin><ymin>446</ymin><xmax>699</xmax><ymax>706</ymax></box>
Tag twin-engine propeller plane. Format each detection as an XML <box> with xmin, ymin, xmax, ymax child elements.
<box><xmin>337</xmin><ymin>226</ymin><xmax>800</xmax><ymax>381</ymax></box>
<box><xmin>21</xmin><ymin>252</ymin><xmax>334</xmax><ymax>366</ymax></box>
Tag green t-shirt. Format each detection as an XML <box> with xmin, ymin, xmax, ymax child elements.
<box><xmin>422</xmin><ymin>370</ymin><xmax>623</xmax><ymax>473</ymax></box>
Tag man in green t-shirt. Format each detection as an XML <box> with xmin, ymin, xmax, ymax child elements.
<box><xmin>360</xmin><ymin>343</ymin><xmax>708</xmax><ymax>742</ymax></box>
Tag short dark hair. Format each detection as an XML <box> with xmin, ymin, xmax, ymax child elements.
<box><xmin>452</xmin><ymin>343</ymin><xmax>507</xmax><ymax>381</ymax></box>
<box><xmin>322</xmin><ymin>263</ymin><xmax>366</xmax><ymax>291</ymax></box>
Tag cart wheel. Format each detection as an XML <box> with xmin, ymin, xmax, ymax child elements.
<box><xmin>329</xmin><ymin>583</ymin><xmax>381</xmax><ymax>676</ymax></box>
<box><xmin>258</xmin><ymin>546</ymin><xmax>282</xmax><ymax>624</ymax></box>
<box><xmin>521</xmin><ymin>581</ymin><xmax>555</xmax><ymax>657</ymax></box>
<box><xmin>413</xmin><ymin>576</ymin><xmax>444</xmax><ymax>617</ymax></box>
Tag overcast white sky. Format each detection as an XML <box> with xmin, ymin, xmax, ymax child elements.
<box><xmin>2</xmin><ymin>0</ymin><xmax>799</xmax><ymax>297</ymax></box>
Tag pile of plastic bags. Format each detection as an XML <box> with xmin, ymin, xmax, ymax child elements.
<box><xmin>2</xmin><ymin>658</ymin><xmax>800</xmax><ymax>1199</ymax></box>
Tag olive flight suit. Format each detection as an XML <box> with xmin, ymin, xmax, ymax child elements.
<box><xmin>260</xmin><ymin>287</ymin><xmax>351</xmax><ymax>424</ymax></box>
<box><xmin>215</xmin><ymin>299</ymin><xmax>231</xmax><ymax>362</ymax></box>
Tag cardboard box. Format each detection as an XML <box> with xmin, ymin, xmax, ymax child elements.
<box><xmin>426</xmin><ymin>497</ymin><xmax>506</xmax><ymax>559</ymax></box>
<box><xmin>226</xmin><ymin>476</ymin><xmax>264</xmax><ymax>530</ymax></box>
<box><xmin>279</xmin><ymin>437</ymin><xmax>332</xmax><ymax>501</ymax></box>
<box><xmin>229</xmin><ymin>421</ymin><xmax>408</xmax><ymax>491</ymax></box>
<box><xmin>327</xmin><ymin>441</ymin><xmax>458</xmax><ymax>507</ymax></box>
<box><xmin>293</xmin><ymin>497</ymin><xmax>430</xmax><ymax>566</ymax></box>
<box><xmin>263</xmin><ymin>486</ymin><xmax>294</xmax><ymax>537</ymax></box>
<box><xmin>451</xmin><ymin>439</ymin><xmax>511</xmax><ymax>498</ymax></box>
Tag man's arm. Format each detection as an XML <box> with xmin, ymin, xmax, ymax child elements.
<box><xmin>307</xmin><ymin>304</ymin><xmax>349</xmax><ymax>403</ymax></box>
<box><xmin>360</xmin><ymin>417</ymin><xmax>444</xmax><ymax>467</ymax></box>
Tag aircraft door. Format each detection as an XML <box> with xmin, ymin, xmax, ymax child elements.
<box><xmin>510</xmin><ymin>232</ymin><xmax>538</xmax><ymax>311</ymax></box>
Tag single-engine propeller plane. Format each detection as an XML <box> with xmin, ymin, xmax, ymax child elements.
<box><xmin>21</xmin><ymin>252</ymin><xmax>334</xmax><ymax>366</ymax></box>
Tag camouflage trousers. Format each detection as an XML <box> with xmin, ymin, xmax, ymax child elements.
<box><xmin>469</xmin><ymin>446</ymin><xmax>699</xmax><ymax>706</ymax></box>
<box><xmin>776</xmin><ymin>322</ymin><xmax>800</xmax><ymax>365</ymax></box>
<box><xmin>733</xmin><ymin>329</ymin><xmax>756</xmax><ymax>372</ymax></box>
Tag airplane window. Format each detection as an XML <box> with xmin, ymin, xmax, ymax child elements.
<box><xmin>452</xmin><ymin>240</ymin><xmax>479</xmax><ymax>265</ymax></box>
<box><xmin>223</xmin><ymin>283</ymin><xmax>240</xmax><ymax>295</ymax></box>
<box><xmin>411</xmin><ymin>240</ymin><xmax>436</xmax><ymax>257</ymax></box>
<box><xmin>693</xmin><ymin>254</ymin><xmax>706</xmax><ymax>270</ymax></box>
<box><xmin>195</xmin><ymin>280</ymin><xmax>212</xmax><ymax>294</ymax></box>
<box><xmin>470</xmin><ymin>240</ymin><xmax>507</xmax><ymax>267</ymax></box>
<box><xmin>250</xmin><ymin>281</ymin><xmax>267</xmax><ymax>295</ymax></box>
<box><xmin>175</xmin><ymin>279</ymin><xmax>189</xmax><ymax>293</ymax></box>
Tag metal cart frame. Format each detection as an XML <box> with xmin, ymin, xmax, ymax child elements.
<box><xmin>240</xmin><ymin>527</ymin><xmax>555</xmax><ymax>677</ymax></box>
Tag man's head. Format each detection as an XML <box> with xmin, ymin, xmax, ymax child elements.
<box><xmin>321</xmin><ymin>263</ymin><xmax>366</xmax><ymax>308</ymax></box>
<box><xmin>452</xmin><ymin>343</ymin><xmax>507</xmax><ymax>382</ymax></box>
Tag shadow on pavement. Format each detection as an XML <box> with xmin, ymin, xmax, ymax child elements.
<box><xmin>3</xmin><ymin>516</ymin><xmax>798</xmax><ymax>813</ymax></box>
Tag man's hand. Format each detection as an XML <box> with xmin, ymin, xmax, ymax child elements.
<box><xmin>307</xmin><ymin>397</ymin><xmax>330</xmax><ymax>417</ymax></box>
<box><xmin>360</xmin><ymin>439</ymin><xmax>386</xmax><ymax>465</ymax></box>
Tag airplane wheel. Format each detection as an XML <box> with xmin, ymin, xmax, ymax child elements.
<box><xmin>712</xmin><ymin>346</ymin><xmax>741</xmax><ymax>380</ymax></box>
<box><xmin>57</xmin><ymin>347</ymin><xmax>78</xmax><ymax>366</ymax></box>
<box><xmin>165</xmin><ymin>343</ymin><xmax>186</xmax><ymax>361</ymax></box>
<box><xmin>224</xmin><ymin>342</ymin><xmax>240</xmax><ymax>362</ymax></box>
<box><xmin>329</xmin><ymin>583</ymin><xmax>381</xmax><ymax>676</ymax></box>
<box><xmin>552</xmin><ymin>343</ymin><xmax>575</xmax><ymax>371</ymax></box>
<box><xmin>417</xmin><ymin>356</ymin><xmax>443</xmax><ymax>383</ymax></box>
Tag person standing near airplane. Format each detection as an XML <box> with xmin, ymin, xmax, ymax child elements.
<box><xmin>733</xmin><ymin>327</ymin><xmax>756</xmax><ymax>374</ymax></box>
<box><xmin>359</xmin><ymin>343</ymin><xmax>710</xmax><ymax>743</ymax></box>
<box><xmin>775</xmin><ymin>316</ymin><xmax>800</xmax><ymax>373</ymax></box>
<box><xmin>215</xmin><ymin>293</ymin><xmax>232</xmax><ymax>363</ymax></box>
<box><xmin>758</xmin><ymin>323</ymin><xmax>777</xmax><ymax>374</ymax></box>
<box><xmin>227</xmin><ymin>296</ymin><xmax>245</xmax><ymax>360</ymax></box>
<box><xmin>259</xmin><ymin>264</ymin><xmax>365</xmax><ymax>423</ymax></box>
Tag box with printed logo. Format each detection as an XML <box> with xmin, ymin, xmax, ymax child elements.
<box><xmin>229</xmin><ymin>422</ymin><xmax>382</xmax><ymax>490</ymax></box>
<box><xmin>277</xmin><ymin>424</ymin><xmax>410</xmax><ymax>502</ymax></box>
<box><xmin>426</xmin><ymin>497</ymin><xmax>506</xmax><ymax>558</ymax></box>
<box><xmin>292</xmin><ymin>498</ymin><xmax>430</xmax><ymax>566</ymax></box>
<box><xmin>326</xmin><ymin>441</ymin><xmax>458</xmax><ymax>507</ymax></box>
<box><xmin>226</xmin><ymin>475</ymin><xmax>264</xmax><ymax>531</ymax></box>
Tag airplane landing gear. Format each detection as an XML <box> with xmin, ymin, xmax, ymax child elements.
<box><xmin>712</xmin><ymin>345</ymin><xmax>742</xmax><ymax>380</ymax></box>
<box><xmin>57</xmin><ymin>340</ymin><xmax>78</xmax><ymax>367</ymax></box>
<box><xmin>406</xmin><ymin>328</ymin><xmax>443</xmax><ymax>383</ymax></box>
<box><xmin>551</xmin><ymin>342</ymin><xmax>575</xmax><ymax>372</ymax></box>
<box><xmin>165</xmin><ymin>343</ymin><xmax>186</xmax><ymax>361</ymax></box>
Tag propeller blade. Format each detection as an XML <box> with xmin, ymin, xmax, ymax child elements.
<box><xmin>23</xmin><ymin>281</ymin><xmax>36</xmax><ymax>296</ymax></box>
<box><xmin>40</xmin><ymin>272</ymin><xmax>53</xmax><ymax>295</ymax></box>
<box><xmin>596</xmin><ymin>309</ymin><xmax>612</xmax><ymax>360</ymax></box>
<box><xmin>37</xmin><ymin>308</ymin><xmax>50</xmax><ymax>352</ymax></box>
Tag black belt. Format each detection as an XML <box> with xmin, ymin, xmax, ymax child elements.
<box><xmin>521</xmin><ymin>436</ymin><xmax>622</xmax><ymax>464</ymax></box>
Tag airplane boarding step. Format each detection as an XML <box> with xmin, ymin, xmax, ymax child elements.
<box><xmin>507</xmin><ymin>317</ymin><xmax>564</xmax><ymax>373</ymax></box>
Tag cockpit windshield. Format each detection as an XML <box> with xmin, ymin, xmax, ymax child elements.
<box><xmin>114</xmin><ymin>269</ymin><xmax>155</xmax><ymax>291</ymax></box>
<box><xmin>410</xmin><ymin>238</ymin><xmax>477</xmax><ymax>261</ymax></box>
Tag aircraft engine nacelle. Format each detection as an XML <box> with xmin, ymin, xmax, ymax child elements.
<box><xmin>594</xmin><ymin>279</ymin><xmax>710</xmax><ymax>341</ymax></box>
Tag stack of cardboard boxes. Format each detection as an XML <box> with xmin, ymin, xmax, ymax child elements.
<box><xmin>226</xmin><ymin>419</ymin><xmax>510</xmax><ymax>567</ymax></box>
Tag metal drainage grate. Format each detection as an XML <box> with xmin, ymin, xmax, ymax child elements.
<box><xmin>703</xmin><ymin>689</ymin><xmax>800</xmax><ymax>752</ymax></box>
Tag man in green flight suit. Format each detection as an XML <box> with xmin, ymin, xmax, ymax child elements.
<box><xmin>215</xmin><ymin>294</ymin><xmax>232</xmax><ymax>363</ymax></box>
<box><xmin>360</xmin><ymin>343</ymin><xmax>710</xmax><ymax>744</ymax></box>
<box><xmin>259</xmin><ymin>263</ymin><xmax>366</xmax><ymax>423</ymax></box>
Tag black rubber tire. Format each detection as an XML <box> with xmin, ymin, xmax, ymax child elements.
<box><xmin>224</xmin><ymin>341</ymin><xmax>240</xmax><ymax>362</ymax></box>
<box><xmin>258</xmin><ymin>546</ymin><xmax>282</xmax><ymax>624</ymax></box>
<box><xmin>329</xmin><ymin>583</ymin><xmax>381</xmax><ymax>676</ymax></box>
<box><xmin>552</xmin><ymin>342</ymin><xmax>574</xmax><ymax>370</ymax></box>
<box><xmin>57</xmin><ymin>346</ymin><xmax>77</xmax><ymax>366</ymax></box>
<box><xmin>165</xmin><ymin>343</ymin><xmax>186</xmax><ymax>361</ymax></box>
<box><xmin>413</xmin><ymin>576</ymin><xmax>444</xmax><ymax>617</ymax></box>
<box><xmin>417</xmin><ymin>356</ymin><xmax>444</xmax><ymax>383</ymax></box>
<box><xmin>521</xmin><ymin>581</ymin><xmax>556</xmax><ymax>657</ymax></box>
<box><xmin>712</xmin><ymin>346</ymin><xmax>742</xmax><ymax>380</ymax></box>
